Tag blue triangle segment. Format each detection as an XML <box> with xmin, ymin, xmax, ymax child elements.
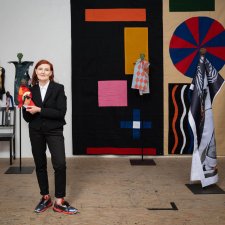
<box><xmin>174</xmin><ymin>22</ymin><xmax>198</xmax><ymax>46</ymax></box>
<box><xmin>169</xmin><ymin>48</ymin><xmax>197</xmax><ymax>64</ymax></box>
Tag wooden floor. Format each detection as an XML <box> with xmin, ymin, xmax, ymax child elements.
<box><xmin>1</xmin><ymin>156</ymin><xmax>225</xmax><ymax>225</ymax></box>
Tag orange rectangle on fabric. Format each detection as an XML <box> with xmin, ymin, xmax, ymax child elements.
<box><xmin>85</xmin><ymin>9</ymin><xmax>146</xmax><ymax>22</ymax></box>
<box><xmin>124</xmin><ymin>27</ymin><xmax>149</xmax><ymax>74</ymax></box>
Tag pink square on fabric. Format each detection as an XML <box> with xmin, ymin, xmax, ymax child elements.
<box><xmin>98</xmin><ymin>80</ymin><xmax>127</xmax><ymax>107</ymax></box>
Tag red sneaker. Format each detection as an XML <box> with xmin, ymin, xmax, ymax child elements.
<box><xmin>34</xmin><ymin>195</ymin><xmax>52</xmax><ymax>213</ymax></box>
<box><xmin>53</xmin><ymin>200</ymin><xmax>78</xmax><ymax>215</ymax></box>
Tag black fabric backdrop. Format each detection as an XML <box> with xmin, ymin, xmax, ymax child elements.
<box><xmin>71</xmin><ymin>0</ymin><xmax>163</xmax><ymax>155</ymax></box>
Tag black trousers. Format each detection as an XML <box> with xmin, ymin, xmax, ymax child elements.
<box><xmin>29</xmin><ymin>127</ymin><xmax>66</xmax><ymax>198</ymax></box>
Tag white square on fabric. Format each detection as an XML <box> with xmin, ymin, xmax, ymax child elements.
<box><xmin>133</xmin><ymin>121</ymin><xmax>140</xmax><ymax>129</ymax></box>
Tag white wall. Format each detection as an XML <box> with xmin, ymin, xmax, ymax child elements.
<box><xmin>0</xmin><ymin>0</ymin><xmax>73</xmax><ymax>157</ymax></box>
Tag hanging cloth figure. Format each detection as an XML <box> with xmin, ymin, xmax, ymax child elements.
<box><xmin>9</xmin><ymin>53</ymin><xmax>33</xmax><ymax>105</ymax></box>
<box><xmin>131</xmin><ymin>54</ymin><xmax>150</xmax><ymax>95</ymax></box>
<box><xmin>0</xmin><ymin>66</ymin><xmax>6</xmax><ymax>100</ymax></box>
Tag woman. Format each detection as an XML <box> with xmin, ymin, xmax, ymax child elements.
<box><xmin>23</xmin><ymin>59</ymin><xmax>78</xmax><ymax>215</ymax></box>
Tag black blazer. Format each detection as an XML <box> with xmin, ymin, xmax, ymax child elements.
<box><xmin>23</xmin><ymin>81</ymin><xmax>67</xmax><ymax>131</ymax></box>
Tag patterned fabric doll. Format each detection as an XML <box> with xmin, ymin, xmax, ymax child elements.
<box><xmin>131</xmin><ymin>57</ymin><xmax>150</xmax><ymax>95</ymax></box>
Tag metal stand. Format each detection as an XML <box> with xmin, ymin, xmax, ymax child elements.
<box><xmin>130</xmin><ymin>95</ymin><xmax>156</xmax><ymax>166</ymax></box>
<box><xmin>5</xmin><ymin>108</ymin><xmax>34</xmax><ymax>174</ymax></box>
<box><xmin>186</xmin><ymin>183</ymin><xmax>225</xmax><ymax>194</ymax></box>
<box><xmin>130</xmin><ymin>158</ymin><xmax>156</xmax><ymax>166</ymax></box>
<box><xmin>147</xmin><ymin>202</ymin><xmax>178</xmax><ymax>211</ymax></box>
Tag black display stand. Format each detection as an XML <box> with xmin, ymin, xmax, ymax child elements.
<box><xmin>147</xmin><ymin>202</ymin><xmax>178</xmax><ymax>211</ymax></box>
<box><xmin>5</xmin><ymin>108</ymin><xmax>34</xmax><ymax>174</ymax></box>
<box><xmin>130</xmin><ymin>158</ymin><xmax>156</xmax><ymax>166</ymax></box>
<box><xmin>130</xmin><ymin>95</ymin><xmax>156</xmax><ymax>166</ymax></box>
<box><xmin>186</xmin><ymin>183</ymin><xmax>225</xmax><ymax>194</ymax></box>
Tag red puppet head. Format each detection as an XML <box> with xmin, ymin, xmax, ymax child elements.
<box><xmin>17</xmin><ymin>86</ymin><xmax>35</xmax><ymax>108</ymax></box>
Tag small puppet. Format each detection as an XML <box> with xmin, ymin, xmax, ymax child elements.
<box><xmin>17</xmin><ymin>85</ymin><xmax>35</xmax><ymax>108</ymax></box>
<box><xmin>131</xmin><ymin>53</ymin><xmax>150</xmax><ymax>95</ymax></box>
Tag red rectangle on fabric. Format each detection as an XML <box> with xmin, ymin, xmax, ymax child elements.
<box><xmin>85</xmin><ymin>9</ymin><xmax>146</xmax><ymax>22</ymax></box>
<box><xmin>87</xmin><ymin>147</ymin><xmax>156</xmax><ymax>155</ymax></box>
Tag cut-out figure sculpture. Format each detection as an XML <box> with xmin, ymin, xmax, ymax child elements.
<box><xmin>9</xmin><ymin>53</ymin><xmax>33</xmax><ymax>105</ymax></box>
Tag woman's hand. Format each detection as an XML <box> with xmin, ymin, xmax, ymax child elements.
<box><xmin>26</xmin><ymin>106</ymin><xmax>41</xmax><ymax>114</ymax></box>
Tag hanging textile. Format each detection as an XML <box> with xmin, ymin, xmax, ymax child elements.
<box><xmin>131</xmin><ymin>58</ymin><xmax>150</xmax><ymax>95</ymax></box>
<box><xmin>188</xmin><ymin>56</ymin><xmax>224</xmax><ymax>187</ymax></box>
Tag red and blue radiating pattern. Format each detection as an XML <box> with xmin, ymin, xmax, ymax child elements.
<box><xmin>169</xmin><ymin>17</ymin><xmax>225</xmax><ymax>78</ymax></box>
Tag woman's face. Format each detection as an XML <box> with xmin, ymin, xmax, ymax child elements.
<box><xmin>35</xmin><ymin>63</ymin><xmax>52</xmax><ymax>84</ymax></box>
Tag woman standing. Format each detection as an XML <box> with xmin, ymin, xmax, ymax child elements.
<box><xmin>23</xmin><ymin>59</ymin><xmax>78</xmax><ymax>215</ymax></box>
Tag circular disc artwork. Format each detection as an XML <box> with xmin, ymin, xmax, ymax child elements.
<box><xmin>169</xmin><ymin>17</ymin><xmax>225</xmax><ymax>78</ymax></box>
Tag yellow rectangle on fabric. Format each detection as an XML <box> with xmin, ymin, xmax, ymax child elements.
<box><xmin>124</xmin><ymin>27</ymin><xmax>149</xmax><ymax>75</ymax></box>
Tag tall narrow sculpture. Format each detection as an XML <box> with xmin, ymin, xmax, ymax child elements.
<box><xmin>0</xmin><ymin>66</ymin><xmax>6</xmax><ymax>100</ymax></box>
<box><xmin>9</xmin><ymin>53</ymin><xmax>33</xmax><ymax>105</ymax></box>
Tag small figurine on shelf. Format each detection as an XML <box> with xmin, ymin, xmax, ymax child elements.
<box><xmin>5</xmin><ymin>91</ymin><xmax>14</xmax><ymax>126</ymax></box>
<box><xmin>6</xmin><ymin>91</ymin><xmax>14</xmax><ymax>108</ymax></box>
<box><xmin>131</xmin><ymin>53</ymin><xmax>150</xmax><ymax>95</ymax></box>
